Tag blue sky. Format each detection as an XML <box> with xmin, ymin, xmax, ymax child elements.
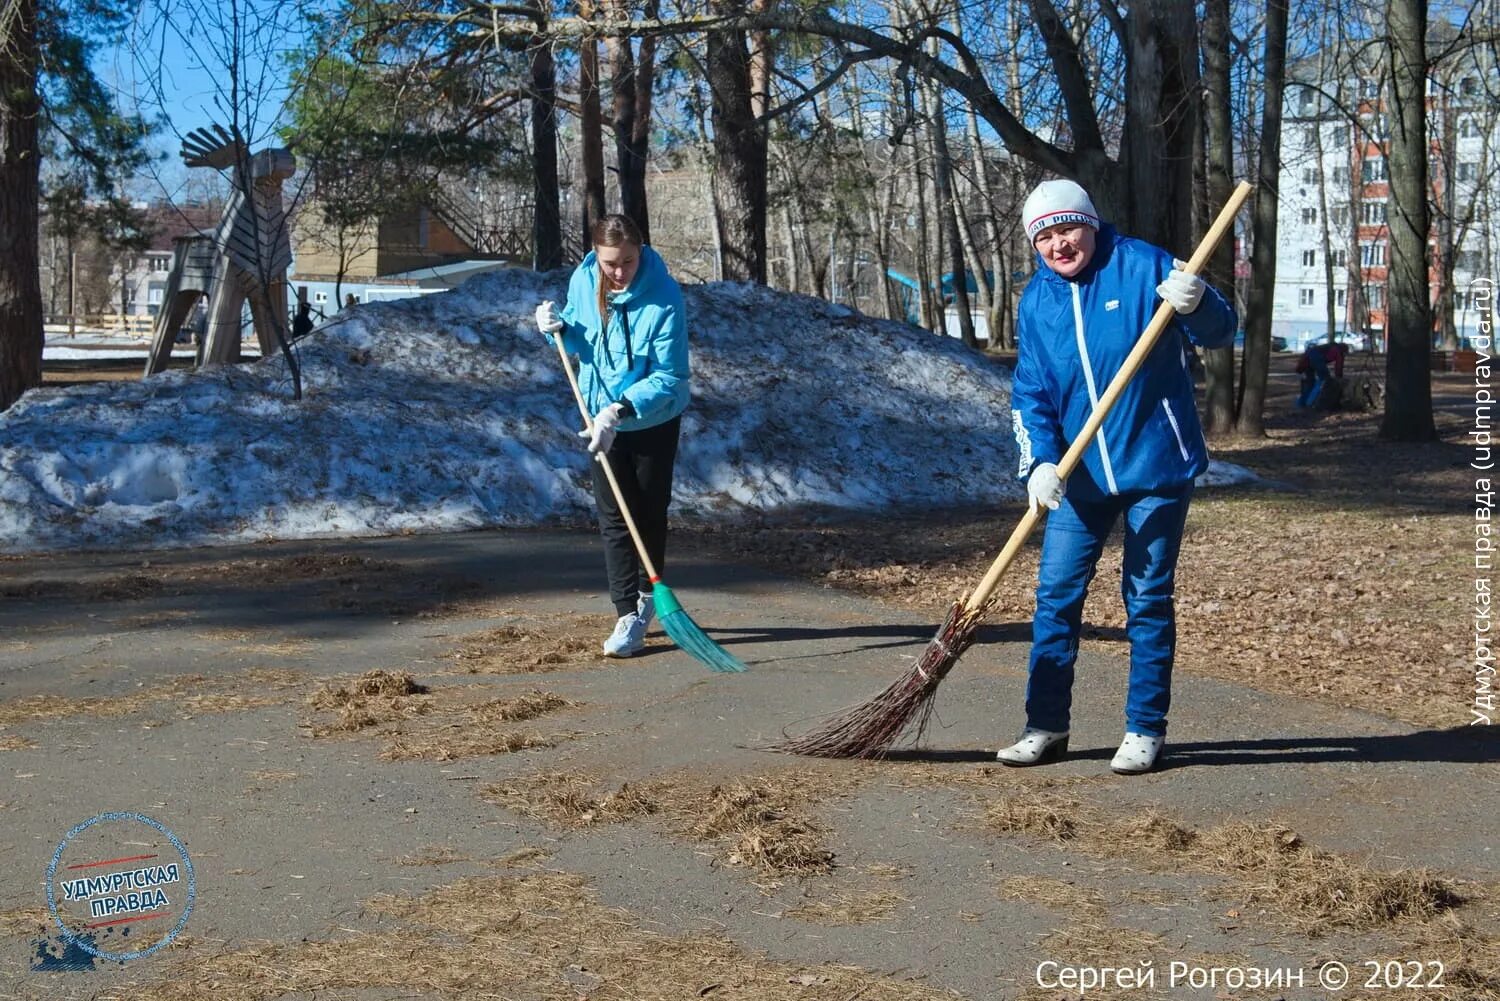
<box><xmin>101</xmin><ymin>1</ymin><xmax>304</xmax><ymax>200</ymax></box>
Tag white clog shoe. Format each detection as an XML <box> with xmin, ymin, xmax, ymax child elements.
<box><xmin>996</xmin><ymin>728</ymin><xmax>1070</xmax><ymax>766</ymax></box>
<box><xmin>1110</xmin><ymin>732</ymin><xmax>1164</xmax><ymax>774</ymax></box>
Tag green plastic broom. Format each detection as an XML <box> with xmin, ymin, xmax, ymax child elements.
<box><xmin>551</xmin><ymin>330</ymin><xmax>747</xmax><ymax>673</ymax></box>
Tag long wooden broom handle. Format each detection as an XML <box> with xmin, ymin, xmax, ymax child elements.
<box><xmin>964</xmin><ymin>180</ymin><xmax>1254</xmax><ymax>614</ymax></box>
<box><xmin>551</xmin><ymin>325</ymin><xmax>663</xmax><ymax>582</ymax></box>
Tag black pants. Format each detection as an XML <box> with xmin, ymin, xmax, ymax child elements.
<box><xmin>591</xmin><ymin>416</ymin><xmax>681</xmax><ymax>616</ymax></box>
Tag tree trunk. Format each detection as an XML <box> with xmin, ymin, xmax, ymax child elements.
<box><xmin>924</xmin><ymin>73</ymin><xmax>974</xmax><ymax>347</ymax></box>
<box><xmin>578</xmin><ymin>0</ymin><xmax>606</xmax><ymax>234</ymax></box>
<box><xmin>1121</xmin><ymin>0</ymin><xmax>1198</xmax><ymax>250</ymax></box>
<box><xmin>1200</xmin><ymin>0</ymin><xmax>1236</xmax><ymax>433</ymax></box>
<box><xmin>706</xmin><ymin>11</ymin><xmax>767</xmax><ymax>282</ymax></box>
<box><xmin>0</xmin><ymin>0</ymin><xmax>42</xmax><ymax>412</ymax></box>
<box><xmin>530</xmin><ymin>14</ymin><xmax>563</xmax><ymax>271</ymax></box>
<box><xmin>607</xmin><ymin>0</ymin><xmax>653</xmax><ymax>242</ymax></box>
<box><xmin>1237</xmin><ymin>0</ymin><xmax>1288</xmax><ymax>437</ymax></box>
<box><xmin>1381</xmin><ymin>0</ymin><xmax>1436</xmax><ymax>440</ymax></box>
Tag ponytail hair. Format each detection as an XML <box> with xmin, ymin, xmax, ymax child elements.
<box><xmin>593</xmin><ymin>213</ymin><xmax>644</xmax><ymax>324</ymax></box>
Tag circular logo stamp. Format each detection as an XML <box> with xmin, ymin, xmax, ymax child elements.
<box><xmin>44</xmin><ymin>812</ymin><xmax>195</xmax><ymax>963</ymax></box>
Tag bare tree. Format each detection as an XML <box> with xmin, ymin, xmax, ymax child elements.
<box><xmin>1381</xmin><ymin>0</ymin><xmax>1436</xmax><ymax>440</ymax></box>
<box><xmin>1238</xmin><ymin>0</ymin><xmax>1289</xmax><ymax>437</ymax></box>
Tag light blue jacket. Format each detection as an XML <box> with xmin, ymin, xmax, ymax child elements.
<box><xmin>555</xmin><ymin>245</ymin><xmax>690</xmax><ymax>431</ymax></box>
<box><xmin>1011</xmin><ymin>225</ymin><xmax>1237</xmax><ymax>502</ymax></box>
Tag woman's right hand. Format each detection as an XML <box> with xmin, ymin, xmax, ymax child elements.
<box><xmin>535</xmin><ymin>300</ymin><xmax>563</xmax><ymax>334</ymax></box>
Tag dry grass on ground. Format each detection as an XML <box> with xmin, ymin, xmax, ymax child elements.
<box><xmin>686</xmin><ymin>376</ymin><xmax>1476</xmax><ymax>729</ymax></box>
<box><xmin>303</xmin><ymin>670</ymin><xmax>580</xmax><ymax>760</ymax></box>
<box><xmin>447</xmin><ymin>614</ymin><xmax>615</xmax><ymax>674</ymax></box>
<box><xmin>120</xmin><ymin>870</ymin><xmax>957</xmax><ymax>1001</ymax></box>
<box><xmin>0</xmin><ymin>668</ymin><xmax>302</xmax><ymax>729</ymax></box>
<box><xmin>483</xmin><ymin>765</ymin><xmax>872</xmax><ymax>878</ymax></box>
<box><xmin>977</xmin><ymin>789</ymin><xmax>1467</xmax><ymax>934</ymax></box>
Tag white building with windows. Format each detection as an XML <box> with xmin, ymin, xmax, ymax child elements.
<box><xmin>1273</xmin><ymin>38</ymin><xmax>1499</xmax><ymax>352</ymax></box>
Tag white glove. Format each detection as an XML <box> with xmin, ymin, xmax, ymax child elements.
<box><xmin>534</xmin><ymin>300</ymin><xmax>563</xmax><ymax>334</ymax></box>
<box><xmin>580</xmin><ymin>402</ymin><xmax>626</xmax><ymax>454</ymax></box>
<box><xmin>1027</xmin><ymin>462</ymin><xmax>1064</xmax><ymax>514</ymax></box>
<box><xmin>1155</xmin><ymin>259</ymin><xmax>1205</xmax><ymax>314</ymax></box>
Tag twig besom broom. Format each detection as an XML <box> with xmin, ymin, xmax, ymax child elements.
<box><xmin>551</xmin><ymin>329</ymin><xmax>747</xmax><ymax>673</ymax></box>
<box><xmin>773</xmin><ymin>181</ymin><xmax>1254</xmax><ymax>758</ymax></box>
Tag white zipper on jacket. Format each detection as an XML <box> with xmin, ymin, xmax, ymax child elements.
<box><xmin>1161</xmin><ymin>398</ymin><xmax>1192</xmax><ymax>462</ymax></box>
<box><xmin>1071</xmin><ymin>282</ymin><xmax>1119</xmax><ymax>495</ymax></box>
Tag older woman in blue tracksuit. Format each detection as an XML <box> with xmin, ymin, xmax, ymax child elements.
<box><xmin>534</xmin><ymin>214</ymin><xmax>691</xmax><ymax>658</ymax></box>
<box><xmin>998</xmin><ymin>180</ymin><xmax>1237</xmax><ymax>774</ymax></box>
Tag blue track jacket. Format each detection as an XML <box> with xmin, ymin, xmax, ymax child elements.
<box><xmin>1011</xmin><ymin>225</ymin><xmax>1237</xmax><ymax>502</ymax></box>
<box><xmin>555</xmin><ymin>246</ymin><xmax>690</xmax><ymax>431</ymax></box>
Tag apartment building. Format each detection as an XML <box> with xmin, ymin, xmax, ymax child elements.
<box><xmin>1273</xmin><ymin>39</ymin><xmax>1498</xmax><ymax>352</ymax></box>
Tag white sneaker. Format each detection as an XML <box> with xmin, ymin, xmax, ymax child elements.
<box><xmin>1111</xmin><ymin>733</ymin><xmax>1164</xmax><ymax>774</ymax></box>
<box><xmin>996</xmin><ymin>728</ymin><xmax>1070</xmax><ymax>766</ymax></box>
<box><xmin>636</xmin><ymin>593</ymin><xmax>655</xmax><ymax>633</ymax></box>
<box><xmin>603</xmin><ymin>613</ymin><xmax>648</xmax><ymax>657</ymax></box>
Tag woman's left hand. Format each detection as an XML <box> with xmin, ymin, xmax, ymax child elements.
<box><xmin>580</xmin><ymin>403</ymin><xmax>627</xmax><ymax>454</ymax></box>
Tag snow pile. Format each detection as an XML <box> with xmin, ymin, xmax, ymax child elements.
<box><xmin>0</xmin><ymin>268</ymin><xmax>1254</xmax><ymax>553</ymax></box>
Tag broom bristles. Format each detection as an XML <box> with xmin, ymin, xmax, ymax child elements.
<box><xmin>768</xmin><ymin>601</ymin><xmax>980</xmax><ymax>758</ymax></box>
<box><xmin>652</xmin><ymin>581</ymin><xmax>747</xmax><ymax>673</ymax></box>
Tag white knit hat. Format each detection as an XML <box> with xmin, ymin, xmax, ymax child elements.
<box><xmin>1022</xmin><ymin>179</ymin><xmax>1100</xmax><ymax>242</ymax></box>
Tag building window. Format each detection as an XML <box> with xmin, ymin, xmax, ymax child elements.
<box><xmin>1302</xmin><ymin>167</ymin><xmax>1316</xmax><ymax>184</ymax></box>
<box><xmin>1456</xmin><ymin>290</ymin><xmax>1469</xmax><ymax>312</ymax></box>
<box><xmin>147</xmin><ymin>287</ymin><xmax>163</xmax><ymax>305</ymax></box>
<box><xmin>1361</xmin><ymin>200</ymin><xmax>1388</xmax><ymax>224</ymax></box>
<box><xmin>1459</xmin><ymin>117</ymin><xmax>1481</xmax><ymax>139</ymax></box>
<box><xmin>1364</xmin><ymin>284</ymin><xmax>1384</xmax><ymax>309</ymax></box>
<box><xmin>1298</xmin><ymin>88</ymin><xmax>1316</xmax><ymax>113</ymax></box>
<box><xmin>1336</xmin><ymin>288</ymin><xmax>1348</xmax><ymax>308</ymax></box>
<box><xmin>1334</xmin><ymin>248</ymin><xmax>1349</xmax><ymax>268</ymax></box>
<box><xmin>1456</xmin><ymin>249</ymin><xmax>1483</xmax><ymax>272</ymax></box>
<box><xmin>1299</xmin><ymin>288</ymin><xmax>1316</xmax><ymax>307</ymax></box>
<box><xmin>1331</xmin><ymin>165</ymin><xmax>1349</xmax><ymax>185</ymax></box>
<box><xmin>1362</xmin><ymin>157</ymin><xmax>1388</xmax><ymax>182</ymax></box>
<box><xmin>1458</xmin><ymin>161</ymin><xmax>1478</xmax><ymax>182</ymax></box>
<box><xmin>1332</xmin><ymin>205</ymin><xmax>1350</xmax><ymax>228</ymax></box>
<box><xmin>1460</xmin><ymin>75</ymin><xmax>1479</xmax><ymax>97</ymax></box>
<box><xmin>314</xmin><ymin>291</ymin><xmax>328</xmax><ymax>304</ymax></box>
<box><xmin>1331</xmin><ymin>125</ymin><xmax>1350</xmax><ymax>145</ymax></box>
<box><xmin>1360</xmin><ymin>241</ymin><xmax>1386</xmax><ymax>267</ymax></box>
<box><xmin>1360</xmin><ymin>78</ymin><xmax>1380</xmax><ymax>99</ymax></box>
<box><xmin>150</xmin><ymin>256</ymin><xmax>170</xmax><ymax>273</ymax></box>
<box><xmin>1302</xmin><ymin>249</ymin><xmax>1317</xmax><ymax>267</ymax></box>
<box><xmin>1301</xmin><ymin>207</ymin><xmax>1318</xmax><ymax>225</ymax></box>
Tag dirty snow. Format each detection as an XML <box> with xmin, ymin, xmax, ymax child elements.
<box><xmin>0</xmin><ymin>269</ymin><xmax>1256</xmax><ymax>553</ymax></box>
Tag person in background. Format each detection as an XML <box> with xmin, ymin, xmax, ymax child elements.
<box><xmin>291</xmin><ymin>300</ymin><xmax>314</xmax><ymax>341</ymax></box>
<box><xmin>534</xmin><ymin>213</ymin><xmax>691</xmax><ymax>657</ymax></box>
<box><xmin>1001</xmin><ymin>178</ymin><xmax>1238</xmax><ymax>774</ymax></box>
<box><xmin>1296</xmin><ymin>342</ymin><xmax>1331</xmax><ymax>407</ymax></box>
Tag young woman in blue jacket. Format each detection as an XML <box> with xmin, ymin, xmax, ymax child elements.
<box><xmin>534</xmin><ymin>214</ymin><xmax>691</xmax><ymax>657</ymax></box>
<box><xmin>999</xmin><ymin>180</ymin><xmax>1237</xmax><ymax>774</ymax></box>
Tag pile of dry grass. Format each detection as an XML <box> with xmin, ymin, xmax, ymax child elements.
<box><xmin>305</xmin><ymin>669</ymin><xmax>431</xmax><ymax>736</ymax></box>
<box><xmin>687</xmin><ymin>780</ymin><xmax>835</xmax><ymax>875</ymax></box>
<box><xmin>448</xmin><ymin>616</ymin><xmax>607</xmax><ymax>674</ymax></box>
<box><xmin>483</xmin><ymin>771</ymin><xmax>664</xmax><ymax>828</ymax></box>
<box><xmin>375</xmin><ymin>688</ymin><xmax>579</xmax><ymax>761</ymax></box>
<box><xmin>982</xmin><ymin>792</ymin><xmax>1082</xmax><ymax>842</ymax></box>
<box><xmin>381</xmin><ymin>728</ymin><xmax>562</xmax><ymax>761</ymax></box>
<box><xmin>978</xmin><ymin>791</ymin><xmax>1464</xmax><ymax>934</ymax></box>
<box><xmin>0</xmin><ymin>734</ymin><xmax>37</xmax><ymax>751</ymax></box>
